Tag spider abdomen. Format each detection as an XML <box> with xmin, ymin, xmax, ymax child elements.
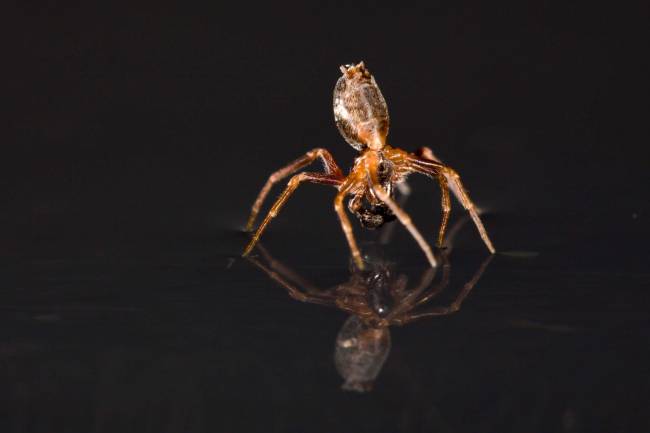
<box><xmin>333</xmin><ymin>62</ymin><xmax>389</xmax><ymax>151</ymax></box>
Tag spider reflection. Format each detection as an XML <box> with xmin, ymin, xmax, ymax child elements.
<box><xmin>246</xmin><ymin>240</ymin><xmax>492</xmax><ymax>392</ymax></box>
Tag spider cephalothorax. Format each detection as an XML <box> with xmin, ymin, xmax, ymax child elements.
<box><xmin>243</xmin><ymin>61</ymin><xmax>495</xmax><ymax>269</ymax></box>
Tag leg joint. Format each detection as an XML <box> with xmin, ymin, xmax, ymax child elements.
<box><xmin>307</xmin><ymin>148</ymin><xmax>328</xmax><ymax>159</ymax></box>
<box><xmin>445</xmin><ymin>167</ymin><xmax>460</xmax><ymax>179</ymax></box>
<box><xmin>288</xmin><ymin>173</ymin><xmax>305</xmax><ymax>186</ymax></box>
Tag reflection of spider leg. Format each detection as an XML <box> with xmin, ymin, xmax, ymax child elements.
<box><xmin>400</xmin><ymin>254</ymin><xmax>493</xmax><ymax>324</ymax></box>
<box><xmin>255</xmin><ymin>243</ymin><xmax>324</xmax><ymax>295</ymax></box>
<box><xmin>411</xmin><ymin>263</ymin><xmax>437</xmax><ymax>296</ymax></box>
<box><xmin>247</xmin><ymin>253</ymin><xmax>336</xmax><ymax>306</ymax></box>
<box><xmin>243</xmin><ymin>173</ymin><xmax>342</xmax><ymax>256</ymax></box>
<box><xmin>379</xmin><ymin>180</ymin><xmax>411</xmax><ymax>245</ymax></box>
<box><xmin>246</xmin><ymin>149</ymin><xmax>344</xmax><ymax>231</ymax></box>
<box><xmin>406</xmin><ymin>152</ymin><xmax>495</xmax><ymax>254</ymax></box>
<box><xmin>412</xmin><ymin>252</ymin><xmax>451</xmax><ymax>307</ymax></box>
<box><xmin>390</xmin><ymin>215</ymin><xmax>478</xmax><ymax>320</ymax></box>
<box><xmin>386</xmin><ymin>265</ymin><xmax>436</xmax><ymax>321</ymax></box>
<box><xmin>367</xmin><ymin>158</ymin><xmax>437</xmax><ymax>267</ymax></box>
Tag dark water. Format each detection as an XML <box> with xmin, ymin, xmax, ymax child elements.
<box><xmin>2</xmin><ymin>210</ymin><xmax>648</xmax><ymax>433</ymax></box>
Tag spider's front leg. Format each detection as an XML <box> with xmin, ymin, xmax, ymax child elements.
<box><xmin>379</xmin><ymin>180</ymin><xmax>412</xmax><ymax>245</ymax></box>
<box><xmin>365</xmin><ymin>153</ymin><xmax>438</xmax><ymax>268</ymax></box>
<box><xmin>334</xmin><ymin>180</ymin><xmax>365</xmax><ymax>270</ymax></box>
<box><xmin>246</xmin><ymin>148</ymin><xmax>343</xmax><ymax>231</ymax></box>
<box><xmin>242</xmin><ymin>172</ymin><xmax>342</xmax><ymax>257</ymax></box>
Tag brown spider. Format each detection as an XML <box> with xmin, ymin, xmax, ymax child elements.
<box><xmin>243</xmin><ymin>61</ymin><xmax>495</xmax><ymax>269</ymax></box>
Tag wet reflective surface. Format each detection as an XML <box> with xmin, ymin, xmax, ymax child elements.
<box><xmin>2</xmin><ymin>211</ymin><xmax>648</xmax><ymax>432</ymax></box>
<box><xmin>248</xmin><ymin>220</ymin><xmax>494</xmax><ymax>393</ymax></box>
<box><xmin>5</xmin><ymin>3</ymin><xmax>649</xmax><ymax>431</ymax></box>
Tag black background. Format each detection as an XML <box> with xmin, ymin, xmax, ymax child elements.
<box><xmin>3</xmin><ymin>2</ymin><xmax>650</xmax><ymax>432</ymax></box>
<box><xmin>6</xmin><ymin>2</ymin><xmax>649</xmax><ymax>247</ymax></box>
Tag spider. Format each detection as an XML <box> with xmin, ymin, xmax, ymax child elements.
<box><xmin>243</xmin><ymin>61</ymin><xmax>495</xmax><ymax>269</ymax></box>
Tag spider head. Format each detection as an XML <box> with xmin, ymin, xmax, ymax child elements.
<box><xmin>333</xmin><ymin>61</ymin><xmax>390</xmax><ymax>151</ymax></box>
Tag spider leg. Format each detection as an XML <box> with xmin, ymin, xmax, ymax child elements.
<box><xmin>335</xmin><ymin>183</ymin><xmax>365</xmax><ymax>270</ymax></box>
<box><xmin>414</xmin><ymin>147</ymin><xmax>455</xmax><ymax>248</ymax></box>
<box><xmin>246</xmin><ymin>148</ymin><xmax>344</xmax><ymax>231</ymax></box>
<box><xmin>415</xmin><ymin>146</ymin><xmax>467</xmax><ymax>212</ymax></box>
<box><xmin>414</xmin><ymin>146</ymin><xmax>442</xmax><ymax>163</ymax></box>
<box><xmin>366</xmin><ymin>156</ymin><xmax>437</xmax><ymax>267</ymax></box>
<box><xmin>243</xmin><ymin>172</ymin><xmax>342</xmax><ymax>257</ymax></box>
<box><xmin>443</xmin><ymin>214</ymin><xmax>471</xmax><ymax>254</ymax></box>
<box><xmin>436</xmin><ymin>174</ymin><xmax>451</xmax><ymax>248</ymax></box>
<box><xmin>440</xmin><ymin>166</ymin><xmax>495</xmax><ymax>253</ymax></box>
<box><xmin>405</xmin><ymin>149</ymin><xmax>496</xmax><ymax>254</ymax></box>
<box><xmin>379</xmin><ymin>179</ymin><xmax>411</xmax><ymax>245</ymax></box>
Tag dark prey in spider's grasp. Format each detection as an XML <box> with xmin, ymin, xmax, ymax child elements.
<box><xmin>243</xmin><ymin>61</ymin><xmax>495</xmax><ymax>269</ymax></box>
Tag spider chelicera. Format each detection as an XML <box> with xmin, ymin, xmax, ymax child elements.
<box><xmin>243</xmin><ymin>61</ymin><xmax>495</xmax><ymax>269</ymax></box>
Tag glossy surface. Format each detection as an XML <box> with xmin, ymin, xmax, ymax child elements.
<box><xmin>3</xmin><ymin>211</ymin><xmax>648</xmax><ymax>431</ymax></box>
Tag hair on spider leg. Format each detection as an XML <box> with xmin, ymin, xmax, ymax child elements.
<box><xmin>242</xmin><ymin>61</ymin><xmax>496</xmax><ymax>268</ymax></box>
